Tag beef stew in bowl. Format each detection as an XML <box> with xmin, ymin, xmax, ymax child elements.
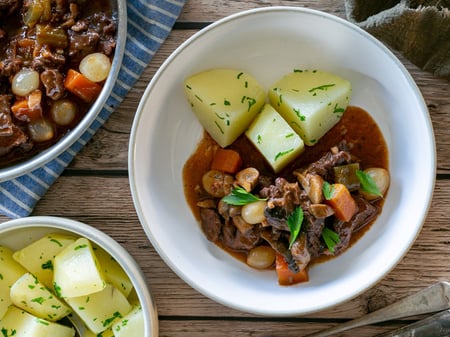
<box><xmin>0</xmin><ymin>0</ymin><xmax>126</xmax><ymax>180</ymax></box>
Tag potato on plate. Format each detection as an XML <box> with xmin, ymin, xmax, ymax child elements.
<box><xmin>246</xmin><ymin>103</ymin><xmax>304</xmax><ymax>172</ymax></box>
<box><xmin>268</xmin><ymin>69</ymin><xmax>351</xmax><ymax>146</ymax></box>
<box><xmin>184</xmin><ymin>68</ymin><xmax>265</xmax><ymax>147</ymax></box>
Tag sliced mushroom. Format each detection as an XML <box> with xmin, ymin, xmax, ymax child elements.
<box><xmin>235</xmin><ymin>167</ymin><xmax>259</xmax><ymax>192</ymax></box>
<box><xmin>294</xmin><ymin>171</ymin><xmax>324</xmax><ymax>204</ymax></box>
<box><xmin>232</xmin><ymin>215</ymin><xmax>254</xmax><ymax>235</ymax></box>
<box><xmin>309</xmin><ymin>204</ymin><xmax>335</xmax><ymax>218</ymax></box>
<box><xmin>202</xmin><ymin>170</ymin><xmax>234</xmax><ymax>198</ymax></box>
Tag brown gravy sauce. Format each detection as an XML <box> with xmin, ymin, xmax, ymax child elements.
<box><xmin>183</xmin><ymin>106</ymin><xmax>389</xmax><ymax>267</ymax></box>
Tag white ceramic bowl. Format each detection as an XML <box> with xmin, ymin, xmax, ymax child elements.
<box><xmin>0</xmin><ymin>0</ymin><xmax>127</xmax><ymax>182</ymax></box>
<box><xmin>0</xmin><ymin>216</ymin><xmax>158</xmax><ymax>336</ymax></box>
<box><xmin>129</xmin><ymin>7</ymin><xmax>436</xmax><ymax>316</ymax></box>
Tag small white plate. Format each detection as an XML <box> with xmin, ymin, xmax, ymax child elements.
<box><xmin>129</xmin><ymin>7</ymin><xmax>435</xmax><ymax>316</ymax></box>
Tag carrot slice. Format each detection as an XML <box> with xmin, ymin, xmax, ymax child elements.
<box><xmin>211</xmin><ymin>148</ymin><xmax>242</xmax><ymax>174</ymax></box>
<box><xmin>275</xmin><ymin>253</ymin><xmax>309</xmax><ymax>286</ymax></box>
<box><xmin>325</xmin><ymin>183</ymin><xmax>357</xmax><ymax>222</ymax></box>
<box><xmin>11</xmin><ymin>98</ymin><xmax>42</xmax><ymax>122</ymax></box>
<box><xmin>64</xmin><ymin>69</ymin><xmax>102</xmax><ymax>102</ymax></box>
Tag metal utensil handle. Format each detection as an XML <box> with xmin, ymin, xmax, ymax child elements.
<box><xmin>305</xmin><ymin>282</ymin><xmax>450</xmax><ymax>337</ymax></box>
<box><xmin>375</xmin><ymin>309</ymin><xmax>450</xmax><ymax>337</ymax></box>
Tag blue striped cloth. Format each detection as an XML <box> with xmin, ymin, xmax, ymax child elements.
<box><xmin>0</xmin><ymin>0</ymin><xmax>186</xmax><ymax>218</ymax></box>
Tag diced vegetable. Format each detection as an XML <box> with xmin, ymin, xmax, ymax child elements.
<box><xmin>13</xmin><ymin>233</ymin><xmax>76</xmax><ymax>289</ymax></box>
<box><xmin>334</xmin><ymin>163</ymin><xmax>360</xmax><ymax>191</ymax></box>
<box><xmin>324</xmin><ymin>183</ymin><xmax>357</xmax><ymax>222</ymax></box>
<box><xmin>64</xmin><ymin>69</ymin><xmax>102</xmax><ymax>102</ymax></box>
<box><xmin>10</xmin><ymin>272</ymin><xmax>72</xmax><ymax>322</ymax></box>
<box><xmin>184</xmin><ymin>68</ymin><xmax>265</xmax><ymax>148</ymax></box>
<box><xmin>246</xmin><ymin>103</ymin><xmax>304</xmax><ymax>172</ymax></box>
<box><xmin>23</xmin><ymin>0</ymin><xmax>44</xmax><ymax>27</ymax></box>
<box><xmin>112</xmin><ymin>304</ymin><xmax>144</xmax><ymax>337</ymax></box>
<box><xmin>211</xmin><ymin>148</ymin><xmax>242</xmax><ymax>174</ymax></box>
<box><xmin>275</xmin><ymin>253</ymin><xmax>309</xmax><ymax>286</ymax></box>
<box><xmin>0</xmin><ymin>305</ymin><xmax>75</xmax><ymax>337</ymax></box>
<box><xmin>36</xmin><ymin>24</ymin><xmax>68</xmax><ymax>48</ymax></box>
<box><xmin>64</xmin><ymin>283</ymin><xmax>132</xmax><ymax>334</ymax></box>
<box><xmin>0</xmin><ymin>246</ymin><xmax>27</xmax><ymax>319</ymax></box>
<box><xmin>79</xmin><ymin>53</ymin><xmax>112</xmax><ymax>82</ymax></box>
<box><xmin>268</xmin><ymin>69</ymin><xmax>352</xmax><ymax>146</ymax></box>
<box><xmin>53</xmin><ymin>238</ymin><xmax>106</xmax><ymax>298</ymax></box>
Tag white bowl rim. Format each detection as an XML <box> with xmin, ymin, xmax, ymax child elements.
<box><xmin>0</xmin><ymin>215</ymin><xmax>158</xmax><ymax>337</ymax></box>
<box><xmin>128</xmin><ymin>6</ymin><xmax>436</xmax><ymax>316</ymax></box>
<box><xmin>0</xmin><ymin>0</ymin><xmax>128</xmax><ymax>182</ymax></box>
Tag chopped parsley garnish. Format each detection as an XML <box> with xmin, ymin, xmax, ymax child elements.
<box><xmin>274</xmin><ymin>148</ymin><xmax>294</xmax><ymax>161</ymax></box>
<box><xmin>308</xmin><ymin>83</ymin><xmax>335</xmax><ymax>93</ymax></box>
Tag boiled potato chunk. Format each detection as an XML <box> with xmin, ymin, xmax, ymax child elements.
<box><xmin>0</xmin><ymin>305</ymin><xmax>75</xmax><ymax>337</ymax></box>
<box><xmin>184</xmin><ymin>68</ymin><xmax>265</xmax><ymax>147</ymax></box>
<box><xmin>246</xmin><ymin>104</ymin><xmax>304</xmax><ymax>172</ymax></box>
<box><xmin>112</xmin><ymin>304</ymin><xmax>144</xmax><ymax>337</ymax></box>
<box><xmin>13</xmin><ymin>233</ymin><xmax>77</xmax><ymax>289</ymax></box>
<box><xmin>0</xmin><ymin>246</ymin><xmax>27</xmax><ymax>319</ymax></box>
<box><xmin>53</xmin><ymin>238</ymin><xmax>106</xmax><ymax>298</ymax></box>
<box><xmin>65</xmin><ymin>283</ymin><xmax>132</xmax><ymax>334</ymax></box>
<box><xmin>268</xmin><ymin>69</ymin><xmax>351</xmax><ymax>146</ymax></box>
<box><xmin>94</xmin><ymin>245</ymin><xmax>133</xmax><ymax>297</ymax></box>
<box><xmin>10</xmin><ymin>272</ymin><xmax>72</xmax><ymax>321</ymax></box>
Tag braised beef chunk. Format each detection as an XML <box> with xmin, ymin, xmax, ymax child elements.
<box><xmin>0</xmin><ymin>94</ymin><xmax>13</xmax><ymax>136</ymax></box>
<box><xmin>200</xmin><ymin>208</ymin><xmax>222</xmax><ymax>242</ymax></box>
<box><xmin>41</xmin><ymin>69</ymin><xmax>65</xmax><ymax>101</ymax></box>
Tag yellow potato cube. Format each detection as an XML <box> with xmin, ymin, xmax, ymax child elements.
<box><xmin>13</xmin><ymin>233</ymin><xmax>77</xmax><ymax>289</ymax></box>
<box><xmin>10</xmin><ymin>272</ymin><xmax>72</xmax><ymax>321</ymax></box>
<box><xmin>268</xmin><ymin>69</ymin><xmax>351</xmax><ymax>146</ymax></box>
<box><xmin>112</xmin><ymin>304</ymin><xmax>144</xmax><ymax>337</ymax></box>
<box><xmin>0</xmin><ymin>306</ymin><xmax>75</xmax><ymax>337</ymax></box>
<box><xmin>53</xmin><ymin>238</ymin><xmax>106</xmax><ymax>298</ymax></box>
<box><xmin>65</xmin><ymin>283</ymin><xmax>132</xmax><ymax>334</ymax></box>
<box><xmin>0</xmin><ymin>246</ymin><xmax>27</xmax><ymax>319</ymax></box>
<box><xmin>246</xmin><ymin>104</ymin><xmax>304</xmax><ymax>172</ymax></box>
<box><xmin>93</xmin><ymin>245</ymin><xmax>133</xmax><ymax>297</ymax></box>
<box><xmin>184</xmin><ymin>68</ymin><xmax>265</xmax><ymax>147</ymax></box>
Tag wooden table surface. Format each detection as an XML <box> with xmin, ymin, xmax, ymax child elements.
<box><xmin>1</xmin><ymin>1</ymin><xmax>449</xmax><ymax>336</ymax></box>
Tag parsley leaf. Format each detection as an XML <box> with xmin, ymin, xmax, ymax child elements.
<box><xmin>322</xmin><ymin>227</ymin><xmax>340</xmax><ymax>253</ymax></box>
<box><xmin>356</xmin><ymin>170</ymin><xmax>382</xmax><ymax>198</ymax></box>
<box><xmin>222</xmin><ymin>186</ymin><xmax>266</xmax><ymax>206</ymax></box>
<box><xmin>322</xmin><ymin>181</ymin><xmax>334</xmax><ymax>200</ymax></box>
<box><xmin>287</xmin><ymin>207</ymin><xmax>304</xmax><ymax>249</ymax></box>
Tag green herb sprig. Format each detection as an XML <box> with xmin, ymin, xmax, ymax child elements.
<box><xmin>322</xmin><ymin>181</ymin><xmax>335</xmax><ymax>200</ymax></box>
<box><xmin>322</xmin><ymin>227</ymin><xmax>340</xmax><ymax>253</ymax></box>
<box><xmin>287</xmin><ymin>207</ymin><xmax>304</xmax><ymax>248</ymax></box>
<box><xmin>356</xmin><ymin>170</ymin><xmax>382</xmax><ymax>198</ymax></box>
<box><xmin>222</xmin><ymin>186</ymin><xmax>266</xmax><ymax>206</ymax></box>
